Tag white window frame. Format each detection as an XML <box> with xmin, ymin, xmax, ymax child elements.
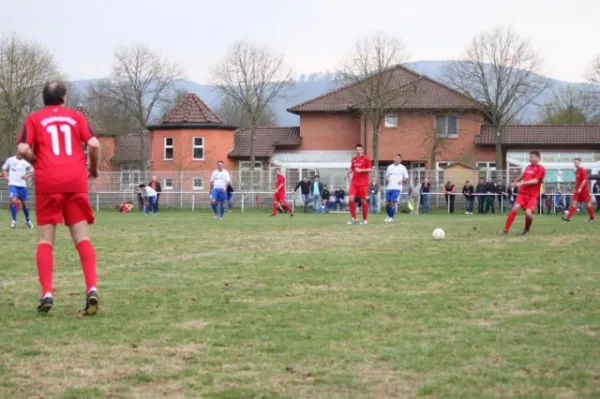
<box><xmin>163</xmin><ymin>177</ymin><xmax>173</xmax><ymax>190</ymax></box>
<box><xmin>193</xmin><ymin>177</ymin><xmax>204</xmax><ymax>190</ymax></box>
<box><xmin>164</xmin><ymin>137</ymin><xmax>174</xmax><ymax>161</ymax></box>
<box><xmin>120</xmin><ymin>164</ymin><xmax>141</xmax><ymax>190</ymax></box>
<box><xmin>192</xmin><ymin>137</ymin><xmax>204</xmax><ymax>161</ymax></box>
<box><xmin>239</xmin><ymin>161</ymin><xmax>263</xmax><ymax>188</ymax></box>
<box><xmin>384</xmin><ymin>113</ymin><xmax>398</xmax><ymax>128</ymax></box>
<box><xmin>476</xmin><ymin>161</ymin><xmax>497</xmax><ymax>180</ymax></box>
<box><xmin>435</xmin><ymin>114</ymin><xmax>459</xmax><ymax>138</ymax></box>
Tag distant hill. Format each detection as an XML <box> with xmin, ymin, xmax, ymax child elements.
<box><xmin>72</xmin><ymin>61</ymin><xmax>591</xmax><ymax>127</ymax></box>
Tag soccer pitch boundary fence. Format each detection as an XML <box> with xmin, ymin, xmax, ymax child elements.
<box><xmin>0</xmin><ymin>190</ymin><xmax>594</xmax><ymax>216</ymax></box>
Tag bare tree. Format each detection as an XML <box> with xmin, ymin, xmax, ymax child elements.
<box><xmin>0</xmin><ymin>33</ymin><xmax>61</xmax><ymax>157</ymax></box>
<box><xmin>445</xmin><ymin>27</ymin><xmax>548</xmax><ymax>169</ymax></box>
<box><xmin>540</xmin><ymin>86</ymin><xmax>592</xmax><ymax>124</ymax></box>
<box><xmin>212</xmin><ymin>40</ymin><xmax>293</xmax><ymax>186</ymax></box>
<box><xmin>338</xmin><ymin>31</ymin><xmax>412</xmax><ymax>176</ymax></box>
<box><xmin>96</xmin><ymin>44</ymin><xmax>184</xmax><ymax>170</ymax></box>
<box><xmin>85</xmin><ymin>81</ymin><xmax>139</xmax><ymax>136</ymax></box>
<box><xmin>216</xmin><ymin>94</ymin><xmax>278</xmax><ymax>128</ymax></box>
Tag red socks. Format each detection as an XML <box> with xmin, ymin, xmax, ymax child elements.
<box><xmin>362</xmin><ymin>201</ymin><xmax>368</xmax><ymax>221</ymax></box>
<box><xmin>567</xmin><ymin>206</ymin><xmax>576</xmax><ymax>219</ymax></box>
<box><xmin>76</xmin><ymin>240</ymin><xmax>97</xmax><ymax>293</ymax></box>
<box><xmin>272</xmin><ymin>202</ymin><xmax>278</xmax><ymax>216</ymax></box>
<box><xmin>504</xmin><ymin>210</ymin><xmax>517</xmax><ymax>232</ymax></box>
<box><xmin>349</xmin><ymin>201</ymin><xmax>357</xmax><ymax>219</ymax></box>
<box><xmin>36</xmin><ymin>243</ymin><xmax>54</xmax><ymax>296</ymax></box>
<box><xmin>282</xmin><ymin>202</ymin><xmax>293</xmax><ymax>213</ymax></box>
<box><xmin>588</xmin><ymin>206</ymin><xmax>595</xmax><ymax>221</ymax></box>
<box><xmin>567</xmin><ymin>206</ymin><xmax>596</xmax><ymax>220</ymax></box>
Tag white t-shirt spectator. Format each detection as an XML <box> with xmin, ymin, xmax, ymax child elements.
<box><xmin>385</xmin><ymin>163</ymin><xmax>409</xmax><ymax>191</ymax></box>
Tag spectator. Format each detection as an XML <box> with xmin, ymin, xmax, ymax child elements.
<box><xmin>334</xmin><ymin>188</ymin><xmax>346</xmax><ymax>211</ymax></box>
<box><xmin>136</xmin><ymin>186</ymin><xmax>144</xmax><ymax>212</ymax></box>
<box><xmin>311</xmin><ymin>176</ymin><xmax>324</xmax><ymax>213</ymax></box>
<box><xmin>294</xmin><ymin>176</ymin><xmax>311</xmax><ymax>213</ymax></box>
<box><xmin>226</xmin><ymin>183</ymin><xmax>234</xmax><ymax>212</ymax></box>
<box><xmin>369</xmin><ymin>178</ymin><xmax>380</xmax><ymax>214</ymax></box>
<box><xmin>475</xmin><ymin>178</ymin><xmax>486</xmax><ymax>214</ymax></box>
<box><xmin>149</xmin><ymin>176</ymin><xmax>162</xmax><ymax>212</ymax></box>
<box><xmin>421</xmin><ymin>178</ymin><xmax>431</xmax><ymax>213</ymax></box>
<box><xmin>322</xmin><ymin>185</ymin><xmax>330</xmax><ymax>213</ymax></box>
<box><xmin>462</xmin><ymin>180</ymin><xmax>475</xmax><ymax>215</ymax></box>
<box><xmin>594</xmin><ymin>180</ymin><xmax>600</xmax><ymax>212</ymax></box>
<box><xmin>484</xmin><ymin>177</ymin><xmax>496</xmax><ymax>214</ymax></box>
<box><xmin>444</xmin><ymin>180</ymin><xmax>456</xmax><ymax>213</ymax></box>
<box><xmin>496</xmin><ymin>179</ymin><xmax>506</xmax><ymax>213</ymax></box>
<box><xmin>507</xmin><ymin>180</ymin><xmax>518</xmax><ymax>208</ymax></box>
<box><xmin>409</xmin><ymin>178</ymin><xmax>421</xmax><ymax>215</ymax></box>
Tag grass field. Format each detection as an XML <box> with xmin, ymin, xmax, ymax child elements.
<box><xmin>0</xmin><ymin>209</ymin><xmax>599</xmax><ymax>399</ymax></box>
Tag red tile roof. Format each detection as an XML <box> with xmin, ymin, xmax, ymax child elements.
<box><xmin>112</xmin><ymin>133</ymin><xmax>151</xmax><ymax>164</ymax></box>
<box><xmin>160</xmin><ymin>93</ymin><xmax>223</xmax><ymax>125</ymax></box>
<box><xmin>477</xmin><ymin>125</ymin><xmax>600</xmax><ymax>145</ymax></box>
<box><xmin>75</xmin><ymin>106</ymin><xmax>109</xmax><ymax>136</ymax></box>
<box><xmin>228</xmin><ymin>127</ymin><xmax>301</xmax><ymax>158</ymax></box>
<box><xmin>288</xmin><ymin>65</ymin><xmax>480</xmax><ymax>113</ymax></box>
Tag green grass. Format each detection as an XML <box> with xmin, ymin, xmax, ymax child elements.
<box><xmin>0</xmin><ymin>209</ymin><xmax>599</xmax><ymax>398</ymax></box>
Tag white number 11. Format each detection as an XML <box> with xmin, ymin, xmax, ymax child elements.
<box><xmin>46</xmin><ymin>124</ymin><xmax>73</xmax><ymax>156</ymax></box>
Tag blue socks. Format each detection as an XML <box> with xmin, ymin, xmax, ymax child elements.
<box><xmin>390</xmin><ymin>206</ymin><xmax>396</xmax><ymax>219</ymax></box>
<box><xmin>219</xmin><ymin>204</ymin><xmax>225</xmax><ymax>218</ymax></box>
<box><xmin>10</xmin><ymin>203</ymin><xmax>17</xmax><ymax>221</ymax></box>
<box><xmin>145</xmin><ymin>205</ymin><xmax>150</xmax><ymax>215</ymax></box>
<box><xmin>211</xmin><ymin>202</ymin><xmax>218</xmax><ymax>215</ymax></box>
<box><xmin>228</xmin><ymin>202</ymin><xmax>232</xmax><ymax>211</ymax></box>
<box><xmin>23</xmin><ymin>205</ymin><xmax>30</xmax><ymax>222</ymax></box>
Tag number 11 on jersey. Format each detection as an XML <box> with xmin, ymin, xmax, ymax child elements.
<box><xmin>46</xmin><ymin>124</ymin><xmax>73</xmax><ymax>156</ymax></box>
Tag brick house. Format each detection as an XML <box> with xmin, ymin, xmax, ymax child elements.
<box><xmin>90</xmin><ymin>65</ymin><xmax>600</xmax><ymax>193</ymax></box>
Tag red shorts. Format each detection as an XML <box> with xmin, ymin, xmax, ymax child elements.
<box><xmin>273</xmin><ymin>192</ymin><xmax>286</xmax><ymax>203</ymax></box>
<box><xmin>349</xmin><ymin>183</ymin><xmax>369</xmax><ymax>199</ymax></box>
<box><xmin>573</xmin><ymin>190</ymin><xmax>591</xmax><ymax>203</ymax></box>
<box><xmin>35</xmin><ymin>192</ymin><xmax>95</xmax><ymax>226</ymax></box>
<box><xmin>515</xmin><ymin>193</ymin><xmax>539</xmax><ymax>211</ymax></box>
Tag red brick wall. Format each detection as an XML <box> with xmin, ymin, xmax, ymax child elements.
<box><xmin>363</xmin><ymin>111</ymin><xmax>486</xmax><ymax>167</ymax></box>
<box><xmin>149</xmin><ymin>128</ymin><xmax>236</xmax><ymax>172</ymax></box>
<box><xmin>299</xmin><ymin>113</ymin><xmax>361</xmax><ymax>150</ymax></box>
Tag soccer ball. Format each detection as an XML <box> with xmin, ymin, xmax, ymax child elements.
<box><xmin>432</xmin><ymin>228</ymin><xmax>445</xmax><ymax>240</ymax></box>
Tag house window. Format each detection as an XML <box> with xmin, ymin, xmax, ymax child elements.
<box><xmin>193</xmin><ymin>137</ymin><xmax>204</xmax><ymax>160</ymax></box>
<box><xmin>239</xmin><ymin>161</ymin><xmax>262</xmax><ymax>188</ymax></box>
<box><xmin>435</xmin><ymin>115</ymin><xmax>458</xmax><ymax>138</ymax></box>
<box><xmin>120</xmin><ymin>164</ymin><xmax>140</xmax><ymax>190</ymax></box>
<box><xmin>384</xmin><ymin>113</ymin><xmax>398</xmax><ymax>128</ymax></box>
<box><xmin>193</xmin><ymin>178</ymin><xmax>204</xmax><ymax>190</ymax></box>
<box><xmin>477</xmin><ymin>162</ymin><xmax>497</xmax><ymax>180</ymax></box>
<box><xmin>164</xmin><ymin>178</ymin><xmax>173</xmax><ymax>190</ymax></box>
<box><xmin>164</xmin><ymin>137</ymin><xmax>173</xmax><ymax>160</ymax></box>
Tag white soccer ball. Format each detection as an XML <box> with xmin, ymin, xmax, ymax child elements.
<box><xmin>432</xmin><ymin>228</ymin><xmax>445</xmax><ymax>240</ymax></box>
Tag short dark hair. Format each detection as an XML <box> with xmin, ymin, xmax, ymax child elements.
<box><xmin>275</xmin><ymin>167</ymin><xmax>281</xmax><ymax>171</ymax></box>
<box><xmin>530</xmin><ymin>150</ymin><xmax>541</xmax><ymax>158</ymax></box>
<box><xmin>138</xmin><ymin>184</ymin><xmax>146</xmax><ymax>189</ymax></box>
<box><xmin>574</xmin><ymin>157</ymin><xmax>581</xmax><ymax>162</ymax></box>
<box><xmin>42</xmin><ymin>81</ymin><xmax>67</xmax><ymax>106</ymax></box>
<box><xmin>396</xmin><ymin>153</ymin><xmax>402</xmax><ymax>158</ymax></box>
<box><xmin>355</xmin><ymin>144</ymin><xmax>363</xmax><ymax>149</ymax></box>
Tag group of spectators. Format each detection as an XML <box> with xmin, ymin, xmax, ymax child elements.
<box><xmin>293</xmin><ymin>174</ymin><xmax>600</xmax><ymax>215</ymax></box>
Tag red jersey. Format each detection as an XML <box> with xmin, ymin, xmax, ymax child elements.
<box><xmin>275</xmin><ymin>174</ymin><xmax>286</xmax><ymax>193</ymax></box>
<box><xmin>19</xmin><ymin>106</ymin><xmax>94</xmax><ymax>194</ymax></box>
<box><xmin>351</xmin><ymin>155</ymin><xmax>372</xmax><ymax>186</ymax></box>
<box><xmin>575</xmin><ymin>167</ymin><xmax>589</xmax><ymax>193</ymax></box>
<box><xmin>519</xmin><ymin>163</ymin><xmax>546</xmax><ymax>196</ymax></box>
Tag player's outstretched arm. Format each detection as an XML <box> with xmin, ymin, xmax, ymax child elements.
<box><xmin>87</xmin><ymin>137</ymin><xmax>101</xmax><ymax>178</ymax></box>
<box><xmin>17</xmin><ymin>143</ymin><xmax>35</xmax><ymax>164</ymax></box>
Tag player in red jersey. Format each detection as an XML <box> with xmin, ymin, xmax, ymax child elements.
<box><xmin>17</xmin><ymin>81</ymin><xmax>101</xmax><ymax>315</ymax></box>
<box><xmin>271</xmin><ymin>168</ymin><xmax>294</xmax><ymax>217</ymax></box>
<box><xmin>562</xmin><ymin>158</ymin><xmax>595</xmax><ymax>223</ymax></box>
<box><xmin>345</xmin><ymin>144</ymin><xmax>372</xmax><ymax>225</ymax></box>
<box><xmin>503</xmin><ymin>151</ymin><xmax>546</xmax><ymax>236</ymax></box>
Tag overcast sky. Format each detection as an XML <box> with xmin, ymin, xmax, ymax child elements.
<box><xmin>1</xmin><ymin>0</ymin><xmax>598</xmax><ymax>83</ymax></box>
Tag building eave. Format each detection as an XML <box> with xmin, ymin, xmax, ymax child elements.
<box><xmin>147</xmin><ymin>123</ymin><xmax>238</xmax><ymax>131</ymax></box>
